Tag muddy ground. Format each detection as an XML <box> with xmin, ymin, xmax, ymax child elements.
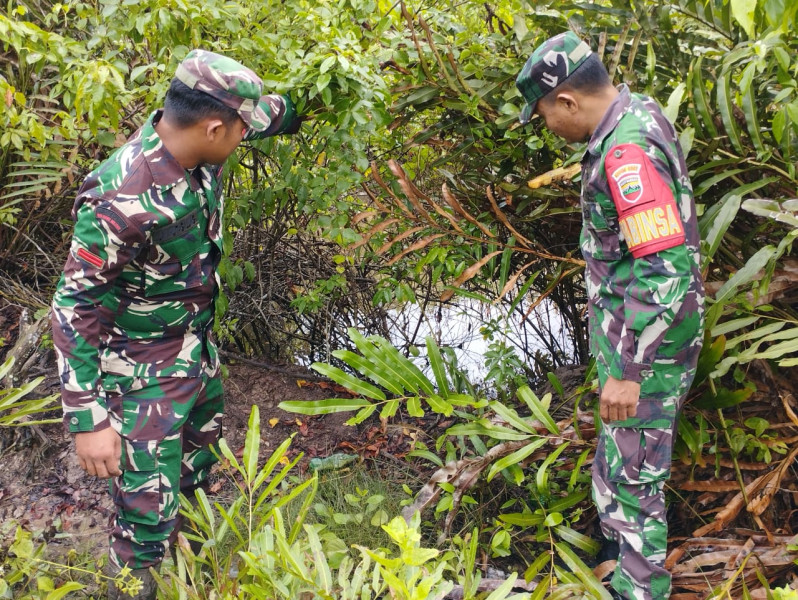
<box><xmin>0</xmin><ymin>352</ymin><xmax>379</xmax><ymax>554</ymax></box>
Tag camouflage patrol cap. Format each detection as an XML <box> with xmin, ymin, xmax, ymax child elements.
<box><xmin>515</xmin><ymin>31</ymin><xmax>593</xmax><ymax>124</ymax></box>
<box><xmin>175</xmin><ymin>49</ymin><xmax>274</xmax><ymax>137</ymax></box>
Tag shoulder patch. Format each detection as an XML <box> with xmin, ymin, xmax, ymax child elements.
<box><xmin>604</xmin><ymin>143</ymin><xmax>685</xmax><ymax>258</ymax></box>
<box><xmin>96</xmin><ymin>207</ymin><xmax>128</xmax><ymax>234</ymax></box>
<box><xmin>76</xmin><ymin>247</ymin><xmax>105</xmax><ymax>269</ymax></box>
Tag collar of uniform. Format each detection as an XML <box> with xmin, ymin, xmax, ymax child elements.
<box><xmin>586</xmin><ymin>84</ymin><xmax>632</xmax><ymax>157</ymax></box>
<box><xmin>140</xmin><ymin>109</ymin><xmax>190</xmax><ymax>191</ymax></box>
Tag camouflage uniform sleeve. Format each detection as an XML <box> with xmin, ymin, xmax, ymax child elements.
<box><xmin>246</xmin><ymin>94</ymin><xmax>299</xmax><ymax>139</ymax></box>
<box><xmin>603</xmin><ymin>144</ymin><xmax>692</xmax><ymax>383</ymax></box>
<box><xmin>51</xmin><ymin>197</ymin><xmax>144</xmax><ymax>433</ymax></box>
<box><xmin>611</xmin><ymin>244</ymin><xmax>694</xmax><ymax>382</ymax></box>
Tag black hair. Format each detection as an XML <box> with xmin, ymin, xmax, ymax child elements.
<box><xmin>163</xmin><ymin>79</ymin><xmax>241</xmax><ymax>128</ymax></box>
<box><xmin>539</xmin><ymin>53</ymin><xmax>612</xmax><ymax>106</ymax></box>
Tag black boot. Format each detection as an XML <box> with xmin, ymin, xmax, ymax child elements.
<box><xmin>596</xmin><ymin>540</ymin><xmax>620</xmax><ymax>563</ymax></box>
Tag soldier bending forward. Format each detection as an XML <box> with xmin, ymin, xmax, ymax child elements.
<box><xmin>51</xmin><ymin>50</ymin><xmax>300</xmax><ymax>599</ymax></box>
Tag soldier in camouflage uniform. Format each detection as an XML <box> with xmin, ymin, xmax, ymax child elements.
<box><xmin>516</xmin><ymin>33</ymin><xmax>704</xmax><ymax>600</ymax></box>
<box><xmin>51</xmin><ymin>50</ymin><xmax>299</xmax><ymax>599</ymax></box>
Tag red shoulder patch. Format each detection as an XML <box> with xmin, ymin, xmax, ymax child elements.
<box><xmin>76</xmin><ymin>247</ymin><xmax>104</xmax><ymax>269</ymax></box>
<box><xmin>604</xmin><ymin>143</ymin><xmax>685</xmax><ymax>258</ymax></box>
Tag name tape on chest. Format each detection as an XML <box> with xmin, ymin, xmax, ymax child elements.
<box><xmin>604</xmin><ymin>143</ymin><xmax>685</xmax><ymax>258</ymax></box>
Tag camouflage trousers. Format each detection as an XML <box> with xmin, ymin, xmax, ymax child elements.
<box><xmin>593</xmin><ymin>424</ymin><xmax>673</xmax><ymax>600</ymax></box>
<box><xmin>103</xmin><ymin>372</ymin><xmax>223</xmax><ymax>569</ymax></box>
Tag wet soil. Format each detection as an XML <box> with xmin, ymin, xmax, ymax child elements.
<box><xmin>0</xmin><ymin>297</ymin><xmax>374</xmax><ymax>558</ymax></box>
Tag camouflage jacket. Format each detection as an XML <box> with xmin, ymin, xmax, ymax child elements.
<box><xmin>580</xmin><ymin>85</ymin><xmax>705</xmax><ymax>407</ymax></box>
<box><xmin>52</xmin><ymin>99</ymin><xmax>296</xmax><ymax>433</ymax></box>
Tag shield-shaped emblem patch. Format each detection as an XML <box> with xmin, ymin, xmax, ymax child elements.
<box><xmin>611</xmin><ymin>163</ymin><xmax>644</xmax><ymax>204</ymax></box>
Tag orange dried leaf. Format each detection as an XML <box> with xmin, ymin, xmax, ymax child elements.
<box><xmin>440</xmin><ymin>250</ymin><xmax>502</xmax><ymax>302</ymax></box>
<box><xmin>376</xmin><ymin>225</ymin><xmax>426</xmax><ymax>255</ymax></box>
<box><xmin>386</xmin><ymin>233</ymin><xmax>446</xmax><ymax>266</ymax></box>
<box><xmin>352</xmin><ymin>218</ymin><xmax>400</xmax><ymax>250</ymax></box>
<box><xmin>441</xmin><ymin>183</ymin><xmax>495</xmax><ymax>238</ymax></box>
<box><xmin>496</xmin><ymin>261</ymin><xmax>536</xmax><ymax>303</ymax></box>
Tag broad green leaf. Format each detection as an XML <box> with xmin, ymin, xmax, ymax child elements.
<box><xmin>678</xmin><ymin>126</ymin><xmax>695</xmax><ymax>157</ymax></box>
<box><xmin>407</xmin><ymin>396</ymin><xmax>424</xmax><ymax>417</ymax></box>
<box><xmin>710</xmin><ymin>316</ymin><xmax>759</xmax><ymax>337</ymax></box>
<box><xmin>731</xmin><ymin>0</ymin><xmax>757</xmax><ymax>37</ymax></box>
<box><xmin>546</xmin><ymin>371</ymin><xmax>565</xmax><ymax>399</ymax></box>
<box><xmin>689</xmin><ymin>57</ymin><xmax>718</xmax><ymax>138</ymax></box>
<box><xmin>217</xmin><ymin>437</ymin><xmax>242</xmax><ymax>474</ymax></box>
<box><xmin>740</xmin><ymin>332</ymin><xmax>798</xmax><ymax>361</ymax></box>
<box><xmin>548</xmin><ymin>488</ymin><xmax>590</xmax><ymax>513</ymax></box>
<box><xmin>717</xmin><ymin>70</ymin><xmax>744</xmax><ymax>154</ymax></box>
<box><xmin>332</xmin><ymin>350</ymin><xmax>403</xmax><ymax>396</ymax></box>
<box><xmin>490</xmin><ymin>401</ymin><xmax>538</xmax><ymax>435</ymax></box>
<box><xmin>278</xmin><ymin>397</ymin><xmax>373</xmax><ymax>415</ymax></box>
<box><xmin>252</xmin><ymin>434</ymin><xmax>295</xmax><ymax>491</ymax></box>
<box><xmin>742</xmin><ymin>198</ymin><xmax>798</xmax><ymax>228</ymax></box>
<box><xmin>554</xmin><ymin>524</ymin><xmax>601</xmax><ymax>555</ymax></box>
<box><xmin>45</xmin><ymin>582</ymin><xmax>85</xmax><ymax>600</ymax></box>
<box><xmin>346</xmin><ymin>404</ymin><xmax>378</xmax><ymax>425</ymax></box>
<box><xmin>424</xmin><ymin>393</ymin><xmax>453</xmax><ymax>416</ymax></box>
<box><xmin>305</xmin><ymin>525</ymin><xmax>332</xmax><ymax>593</ymax></box>
<box><xmin>425</xmin><ymin>336</ymin><xmax>450</xmax><ymax>398</ymax></box>
<box><xmin>484</xmin><ymin>574</ymin><xmax>517</xmax><ymax>600</ymax></box>
<box><xmin>372</xmin><ymin>336</ymin><xmax>436</xmax><ymax>396</ymax></box>
<box><xmin>517</xmin><ymin>386</ymin><xmax>558</xmax><ymax>434</ymax></box>
<box><xmin>536</xmin><ymin>441</ymin><xmax>570</xmax><ymax>495</ymax></box>
<box><xmin>349</xmin><ymin>329</ymin><xmax>421</xmax><ymax>395</ymax></box>
<box><xmin>707</xmin><ymin>245</ymin><xmax>777</xmax><ymax>329</ymax></box>
<box><xmin>0</xmin><ymin>357</ymin><xmax>13</xmax><ymax>379</ymax></box>
<box><xmin>447</xmin><ymin>393</ymin><xmax>484</xmax><ymax>407</ymax></box>
<box><xmin>741</xmin><ymin>72</ymin><xmax>766</xmax><ymax>156</ymax></box>
<box><xmin>554</xmin><ymin>542</ymin><xmax>613</xmax><ymax>599</ymax></box>
<box><xmin>694</xmin><ymin>170</ymin><xmax>745</xmax><ymax>199</ymax></box>
<box><xmin>523</xmin><ymin>552</ymin><xmax>551</xmax><ymax>585</ymax></box>
<box><xmin>380</xmin><ymin>399</ymin><xmax>399</xmax><ymax>419</ymax></box>
<box><xmin>242</xmin><ymin>405</ymin><xmax>260</xmax><ymax>482</ymax></box>
<box><xmin>663</xmin><ymin>82</ymin><xmax>686</xmax><ymax>124</ymax></box>
<box><xmin>693</xmin><ymin>334</ymin><xmax>726</xmax><ymax>386</ymax></box>
<box><xmin>725</xmin><ymin>320</ymin><xmax>786</xmax><ymax>350</ymax></box>
<box><xmin>309</xmin><ymin>362</ymin><xmax>387</xmax><ymax>400</ymax></box>
<box><xmin>446</xmin><ymin>421</ymin><xmax>532</xmax><ymax>441</ymax></box>
<box><xmin>407</xmin><ymin>449</ymin><xmax>444</xmax><ymax>467</ymax></box>
<box><xmin>486</xmin><ymin>437</ymin><xmax>547</xmax><ymax>482</ymax></box>
<box><xmin>498</xmin><ymin>511</ymin><xmax>545</xmax><ymax>527</ymax></box>
<box><xmin>274</xmin><ymin>528</ymin><xmax>310</xmax><ymax>579</ymax></box>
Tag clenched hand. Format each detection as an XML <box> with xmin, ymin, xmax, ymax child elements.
<box><xmin>76</xmin><ymin>427</ymin><xmax>122</xmax><ymax>478</ymax></box>
<box><xmin>600</xmin><ymin>376</ymin><xmax>640</xmax><ymax>423</ymax></box>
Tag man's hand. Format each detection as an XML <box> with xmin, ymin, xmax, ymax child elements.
<box><xmin>75</xmin><ymin>427</ymin><xmax>122</xmax><ymax>478</ymax></box>
<box><xmin>600</xmin><ymin>376</ymin><xmax>640</xmax><ymax>423</ymax></box>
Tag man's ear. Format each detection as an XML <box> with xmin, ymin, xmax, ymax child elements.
<box><xmin>556</xmin><ymin>92</ymin><xmax>579</xmax><ymax>113</ymax></box>
<box><xmin>204</xmin><ymin>118</ymin><xmax>226</xmax><ymax>141</ymax></box>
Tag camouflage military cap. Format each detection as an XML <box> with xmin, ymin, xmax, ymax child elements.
<box><xmin>175</xmin><ymin>49</ymin><xmax>274</xmax><ymax>136</ymax></box>
<box><xmin>515</xmin><ymin>31</ymin><xmax>593</xmax><ymax>124</ymax></box>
